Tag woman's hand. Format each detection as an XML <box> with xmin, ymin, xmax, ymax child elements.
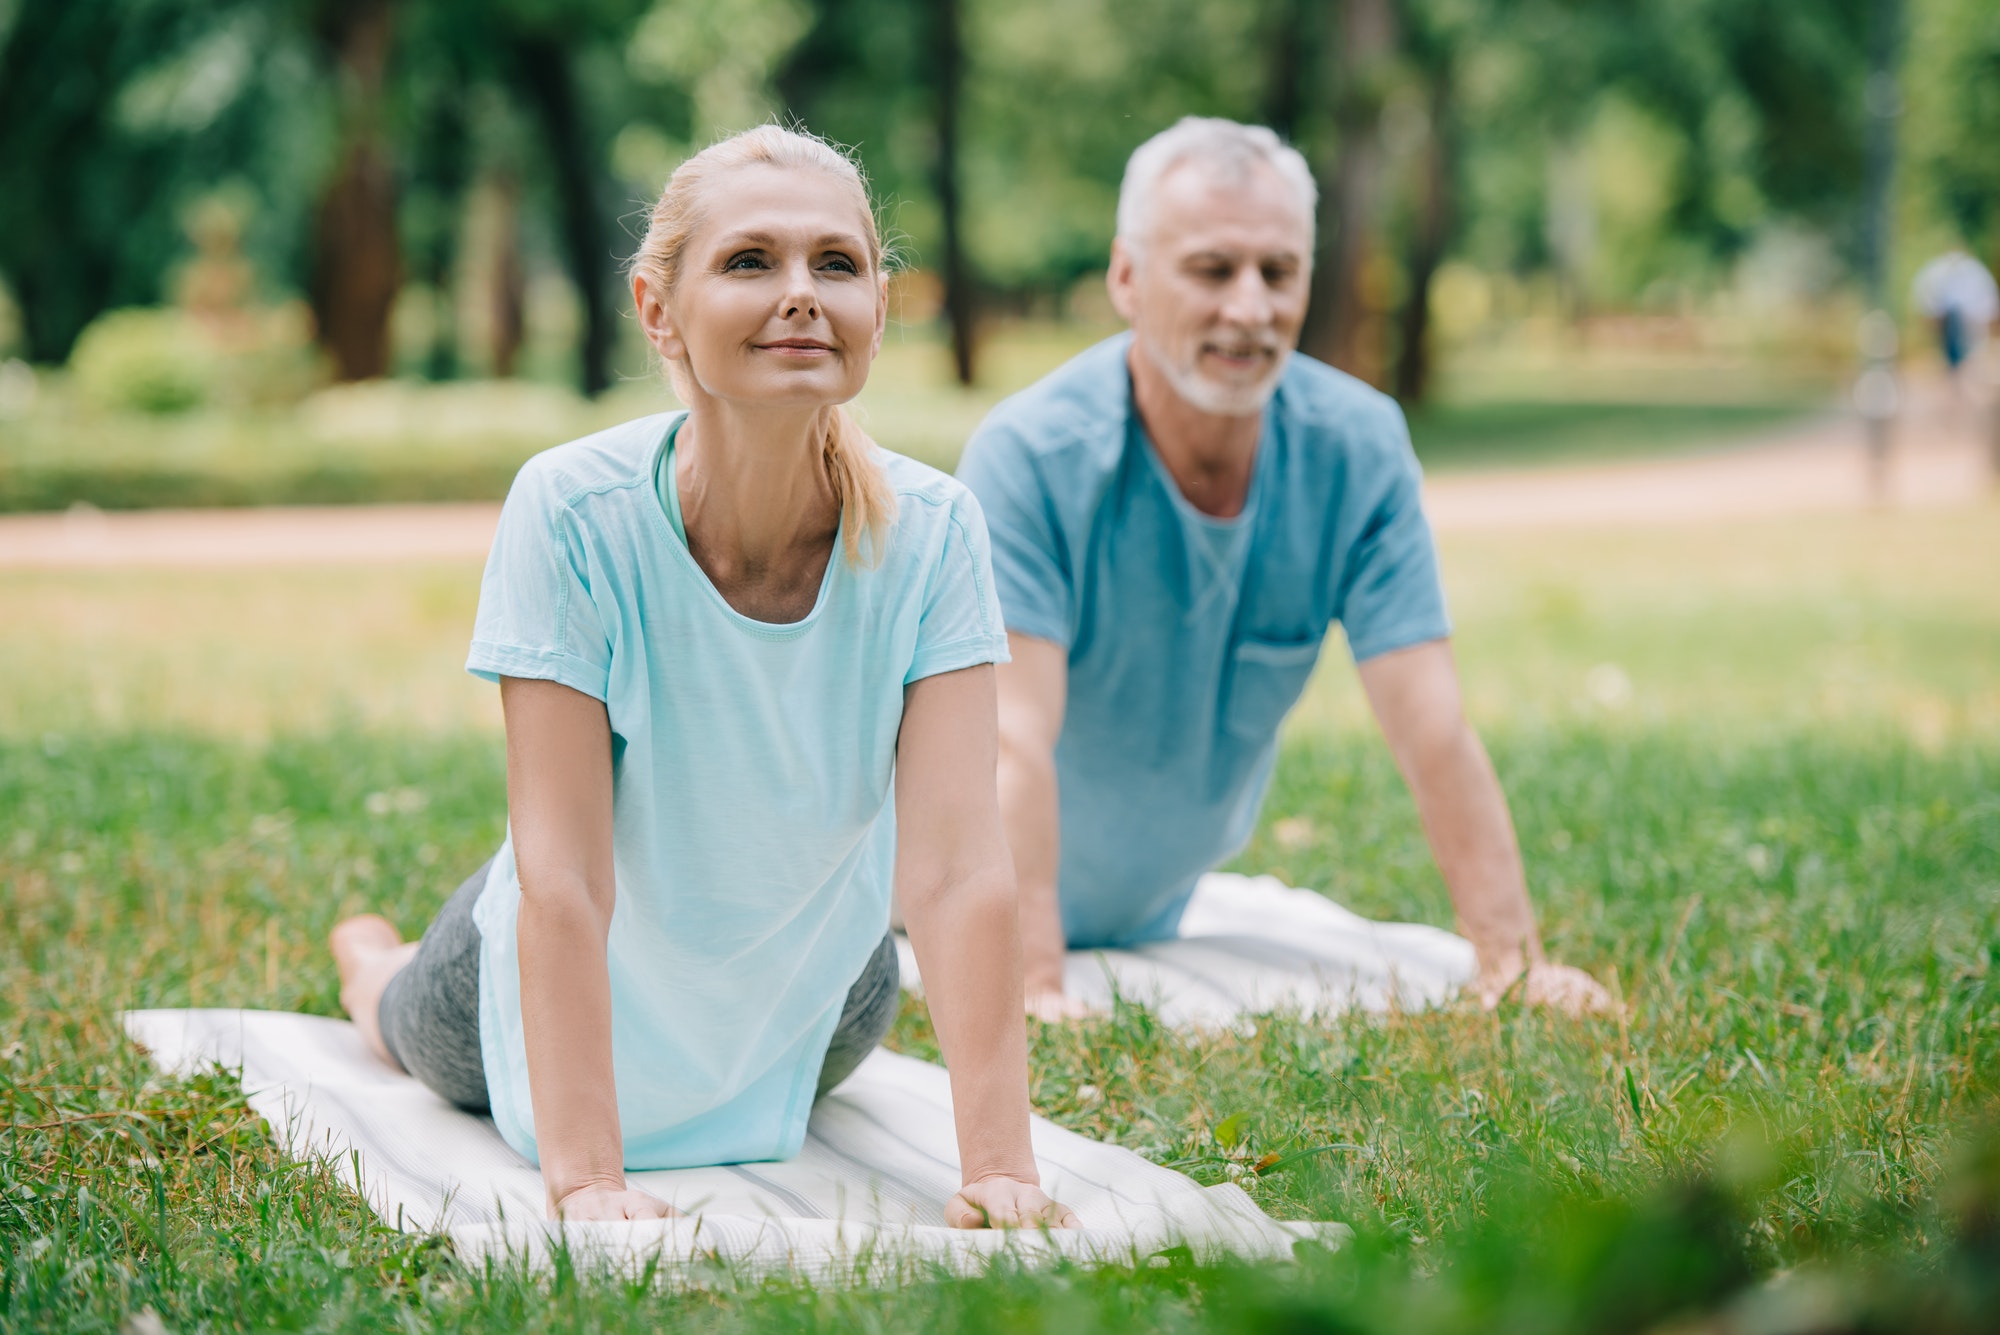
<box><xmin>553</xmin><ymin>1181</ymin><xmax>677</xmax><ymax>1221</ymax></box>
<box><xmin>946</xmin><ymin>1175</ymin><xmax>1080</xmax><ymax>1230</ymax></box>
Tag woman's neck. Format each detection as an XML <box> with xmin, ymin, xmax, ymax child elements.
<box><xmin>674</xmin><ymin>398</ymin><xmax>842</xmax><ymax>621</ymax></box>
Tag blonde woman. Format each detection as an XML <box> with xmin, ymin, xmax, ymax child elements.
<box><xmin>327</xmin><ymin>126</ymin><xmax>1075</xmax><ymax>1230</ymax></box>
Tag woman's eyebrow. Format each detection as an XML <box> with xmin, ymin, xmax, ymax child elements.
<box><xmin>710</xmin><ymin>230</ymin><xmax>868</xmax><ymax>252</ymax></box>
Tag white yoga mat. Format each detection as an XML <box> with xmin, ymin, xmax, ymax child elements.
<box><xmin>122</xmin><ymin>1008</ymin><xmax>1342</xmax><ymax>1285</ymax></box>
<box><xmin>900</xmin><ymin>873</ymin><xmax>1478</xmax><ymax>1027</ymax></box>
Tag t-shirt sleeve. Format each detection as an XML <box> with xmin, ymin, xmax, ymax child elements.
<box><xmin>1338</xmin><ymin>415</ymin><xmax>1452</xmax><ymax>663</ymax></box>
<box><xmin>905</xmin><ymin>490</ymin><xmax>1014</xmax><ymax>685</ymax></box>
<box><xmin>465</xmin><ymin>462</ymin><xmax>614</xmax><ymax>700</ymax></box>
<box><xmin>955</xmin><ymin>418</ymin><xmax>1074</xmax><ymax>648</ymax></box>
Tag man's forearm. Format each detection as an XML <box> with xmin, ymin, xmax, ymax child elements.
<box><xmin>1408</xmin><ymin>725</ymin><xmax>1542</xmax><ymax>980</ymax></box>
<box><xmin>996</xmin><ymin>740</ymin><xmax>1067</xmax><ymax>992</ymax></box>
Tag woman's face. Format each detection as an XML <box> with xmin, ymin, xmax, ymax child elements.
<box><xmin>637</xmin><ymin>164</ymin><xmax>886</xmax><ymax>412</ymax></box>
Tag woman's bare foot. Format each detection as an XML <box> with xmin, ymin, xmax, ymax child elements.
<box><xmin>330</xmin><ymin>914</ymin><xmax>420</xmax><ymax>1064</ymax></box>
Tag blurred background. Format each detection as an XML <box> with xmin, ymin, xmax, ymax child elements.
<box><xmin>0</xmin><ymin>0</ymin><xmax>1995</xmax><ymax>505</ymax></box>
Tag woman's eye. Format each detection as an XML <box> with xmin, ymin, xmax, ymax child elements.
<box><xmin>725</xmin><ymin>253</ymin><xmax>768</xmax><ymax>271</ymax></box>
<box><xmin>820</xmin><ymin>255</ymin><xmax>858</xmax><ymax>274</ymax></box>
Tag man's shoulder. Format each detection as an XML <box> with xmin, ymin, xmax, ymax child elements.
<box><xmin>1274</xmin><ymin>354</ymin><xmax>1412</xmax><ymax>467</ymax></box>
<box><xmin>964</xmin><ymin>334</ymin><xmax>1133</xmax><ymax>472</ymax></box>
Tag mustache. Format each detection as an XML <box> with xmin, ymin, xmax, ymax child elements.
<box><xmin>1201</xmin><ymin>331</ymin><xmax>1284</xmax><ymax>355</ymax></box>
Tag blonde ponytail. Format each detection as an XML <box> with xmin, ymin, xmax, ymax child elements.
<box><xmin>629</xmin><ymin>125</ymin><xmax>897</xmax><ymax>566</ymax></box>
<box><xmin>823</xmin><ymin>404</ymin><xmax>896</xmax><ymax>565</ymax></box>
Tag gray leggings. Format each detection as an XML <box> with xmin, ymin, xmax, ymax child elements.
<box><xmin>377</xmin><ymin>858</ymin><xmax>901</xmax><ymax>1112</ymax></box>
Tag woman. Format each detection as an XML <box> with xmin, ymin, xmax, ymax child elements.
<box><xmin>328</xmin><ymin>125</ymin><xmax>1075</xmax><ymax>1229</ymax></box>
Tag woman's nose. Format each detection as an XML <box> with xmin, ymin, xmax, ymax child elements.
<box><xmin>782</xmin><ymin>259</ymin><xmax>820</xmax><ymax>320</ymax></box>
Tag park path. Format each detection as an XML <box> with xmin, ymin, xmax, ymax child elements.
<box><xmin>1422</xmin><ymin>373</ymin><xmax>1993</xmax><ymax>531</ymax></box>
<box><xmin>1</xmin><ymin>372</ymin><xmax>1992</xmax><ymax>570</ymax></box>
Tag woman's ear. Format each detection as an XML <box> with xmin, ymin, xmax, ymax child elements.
<box><xmin>633</xmin><ymin>273</ymin><xmax>685</xmax><ymax>362</ymax></box>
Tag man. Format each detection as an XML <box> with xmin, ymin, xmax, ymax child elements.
<box><xmin>1912</xmin><ymin>248</ymin><xmax>1998</xmax><ymax>397</ymax></box>
<box><xmin>957</xmin><ymin>117</ymin><xmax>1610</xmax><ymax>1020</ymax></box>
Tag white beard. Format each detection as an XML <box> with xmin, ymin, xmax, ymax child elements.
<box><xmin>1139</xmin><ymin>331</ymin><xmax>1289</xmax><ymax>417</ymax></box>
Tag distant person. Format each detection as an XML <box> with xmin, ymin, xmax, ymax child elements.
<box><xmin>957</xmin><ymin>117</ymin><xmax>1611</xmax><ymax>1021</ymax></box>
<box><xmin>1913</xmin><ymin>249</ymin><xmax>1998</xmax><ymax>391</ymax></box>
<box><xmin>328</xmin><ymin>126</ymin><xmax>1075</xmax><ymax>1231</ymax></box>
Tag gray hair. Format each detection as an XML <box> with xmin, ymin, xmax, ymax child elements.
<box><xmin>1114</xmin><ymin>116</ymin><xmax>1317</xmax><ymax>252</ymax></box>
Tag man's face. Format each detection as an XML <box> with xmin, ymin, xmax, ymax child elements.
<box><xmin>1108</xmin><ymin>161</ymin><xmax>1313</xmax><ymax>417</ymax></box>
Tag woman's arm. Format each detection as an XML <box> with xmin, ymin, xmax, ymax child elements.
<box><xmin>501</xmin><ymin>676</ymin><xmax>674</xmax><ymax>1219</ymax></box>
<box><xmin>895</xmin><ymin>664</ymin><xmax>1079</xmax><ymax>1229</ymax></box>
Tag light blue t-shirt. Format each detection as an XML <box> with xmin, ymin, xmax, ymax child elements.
<box><xmin>957</xmin><ymin>334</ymin><xmax>1449</xmax><ymax>948</ymax></box>
<box><xmin>466</xmin><ymin>412</ymin><xmax>1009</xmax><ymax>1169</ymax></box>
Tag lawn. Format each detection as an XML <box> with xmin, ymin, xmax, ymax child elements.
<box><xmin>0</xmin><ymin>323</ymin><xmax>1833</xmax><ymax>513</ymax></box>
<box><xmin>2</xmin><ymin>505</ymin><xmax>1996</xmax><ymax>1331</ymax></box>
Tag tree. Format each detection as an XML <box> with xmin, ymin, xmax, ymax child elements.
<box><xmin>1911</xmin><ymin>0</ymin><xmax>2000</xmax><ymax>267</ymax></box>
<box><xmin>310</xmin><ymin>0</ymin><xmax>400</xmax><ymax>381</ymax></box>
<box><xmin>0</xmin><ymin>0</ymin><xmax>305</xmax><ymax>364</ymax></box>
<box><xmin>933</xmin><ymin>0</ymin><xmax>976</xmax><ymax>384</ymax></box>
<box><xmin>1303</xmin><ymin>0</ymin><xmax>1398</xmax><ymax>384</ymax></box>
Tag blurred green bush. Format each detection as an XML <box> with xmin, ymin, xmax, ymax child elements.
<box><xmin>66</xmin><ymin>304</ymin><xmax>323</xmax><ymax>416</ymax></box>
<box><xmin>67</xmin><ymin>309</ymin><xmax>218</xmax><ymax>414</ymax></box>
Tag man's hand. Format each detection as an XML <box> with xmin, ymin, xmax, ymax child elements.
<box><xmin>1476</xmin><ymin>959</ymin><xmax>1614</xmax><ymax>1016</ymax></box>
<box><xmin>552</xmin><ymin>1182</ymin><xmax>677</xmax><ymax>1220</ymax></box>
<box><xmin>946</xmin><ymin>1175</ymin><xmax>1081</xmax><ymax>1229</ymax></box>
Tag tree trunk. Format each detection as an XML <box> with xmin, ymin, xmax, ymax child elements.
<box><xmin>311</xmin><ymin>0</ymin><xmax>399</xmax><ymax>382</ymax></box>
<box><xmin>1393</xmin><ymin>76</ymin><xmax>1453</xmax><ymax>405</ymax></box>
<box><xmin>934</xmin><ymin>0</ymin><xmax>976</xmax><ymax>386</ymax></box>
<box><xmin>1302</xmin><ymin>0</ymin><xmax>1395</xmax><ymax>384</ymax></box>
<box><xmin>513</xmin><ymin>36</ymin><xmax>615</xmax><ymax>397</ymax></box>
<box><xmin>489</xmin><ymin>171</ymin><xmax>526</xmax><ymax>379</ymax></box>
<box><xmin>1262</xmin><ymin>0</ymin><xmax>1311</xmax><ymax>140</ymax></box>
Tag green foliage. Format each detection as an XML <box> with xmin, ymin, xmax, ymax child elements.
<box><xmin>3</xmin><ymin>0</ymin><xmax>1970</xmax><ymax>386</ymax></box>
<box><xmin>58</xmin><ymin>302</ymin><xmax>323</xmax><ymax>419</ymax></box>
<box><xmin>0</xmin><ymin>0</ymin><xmax>330</xmax><ymax>363</ymax></box>
<box><xmin>1910</xmin><ymin>0</ymin><xmax>2000</xmax><ymax>258</ymax></box>
<box><xmin>66</xmin><ymin>310</ymin><xmax>220</xmax><ymax>415</ymax></box>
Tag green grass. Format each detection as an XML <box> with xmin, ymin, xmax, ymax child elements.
<box><xmin>0</xmin><ymin>322</ymin><xmax>1832</xmax><ymax>513</ymax></box>
<box><xmin>2</xmin><ymin>507</ymin><xmax>1997</xmax><ymax>1329</ymax></box>
<box><xmin>1404</xmin><ymin>399</ymin><xmax>1819</xmax><ymax>471</ymax></box>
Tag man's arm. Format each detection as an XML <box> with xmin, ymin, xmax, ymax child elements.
<box><xmin>992</xmin><ymin>632</ymin><xmax>1092</xmax><ymax>1019</ymax></box>
<box><xmin>1356</xmin><ymin>639</ymin><xmax>1612</xmax><ymax>1015</ymax></box>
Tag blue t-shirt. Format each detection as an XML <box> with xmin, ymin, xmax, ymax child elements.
<box><xmin>466</xmin><ymin>412</ymin><xmax>1009</xmax><ymax>1169</ymax></box>
<box><xmin>957</xmin><ymin>334</ymin><xmax>1449</xmax><ymax>948</ymax></box>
